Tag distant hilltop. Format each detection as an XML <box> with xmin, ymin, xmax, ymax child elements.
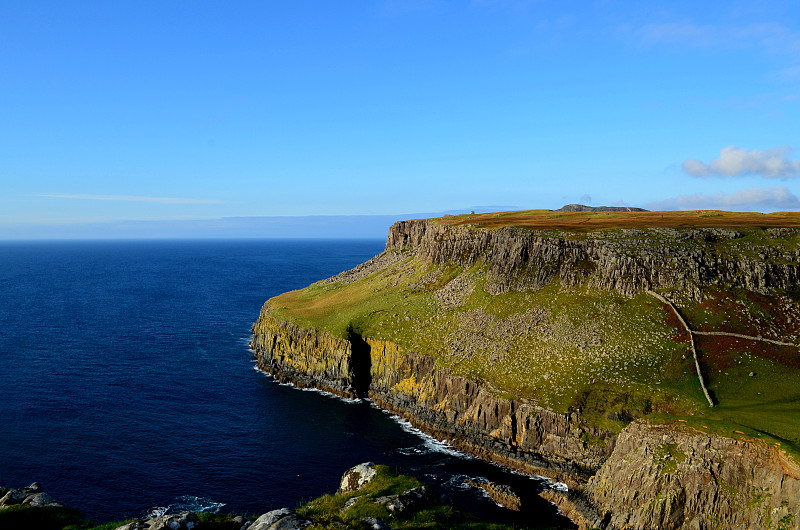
<box><xmin>557</xmin><ymin>204</ymin><xmax>648</xmax><ymax>212</ymax></box>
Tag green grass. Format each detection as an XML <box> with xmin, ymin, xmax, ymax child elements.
<box><xmin>297</xmin><ymin>465</ymin><xmax>556</xmax><ymax>529</ymax></box>
<box><xmin>0</xmin><ymin>506</ymin><xmax>86</xmax><ymax>530</ymax></box>
<box><xmin>269</xmin><ymin>257</ymin><xmax>702</xmax><ymax>423</ymax></box>
<box><xmin>266</xmin><ymin>246</ymin><xmax>800</xmax><ymax>461</ymax></box>
<box><xmin>0</xmin><ymin>505</ymin><xmax>136</xmax><ymax>530</ymax></box>
<box><xmin>434</xmin><ymin>209</ymin><xmax>800</xmax><ymax>232</ymax></box>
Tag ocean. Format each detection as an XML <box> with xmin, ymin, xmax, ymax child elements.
<box><xmin>0</xmin><ymin>239</ymin><xmax>568</xmax><ymax>526</ymax></box>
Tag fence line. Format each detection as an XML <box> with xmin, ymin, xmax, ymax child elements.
<box><xmin>646</xmin><ymin>290</ymin><xmax>714</xmax><ymax>407</ymax></box>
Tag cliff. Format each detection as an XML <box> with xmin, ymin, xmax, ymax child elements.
<box><xmin>252</xmin><ymin>210</ymin><xmax>800</xmax><ymax>529</ymax></box>
<box><xmin>386</xmin><ymin>219</ymin><xmax>800</xmax><ymax>298</ymax></box>
<box><xmin>587</xmin><ymin>422</ymin><xmax>800</xmax><ymax>529</ymax></box>
<box><xmin>253</xmin><ymin>312</ymin><xmax>613</xmax><ymax>481</ymax></box>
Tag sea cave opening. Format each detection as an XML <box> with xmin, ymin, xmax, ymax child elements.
<box><xmin>346</xmin><ymin>324</ymin><xmax>372</xmax><ymax>397</ymax></box>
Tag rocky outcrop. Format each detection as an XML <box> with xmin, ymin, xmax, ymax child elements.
<box><xmin>586</xmin><ymin>421</ymin><xmax>800</xmax><ymax>530</ymax></box>
<box><xmin>338</xmin><ymin>463</ymin><xmax>378</xmax><ymax>494</ymax></box>
<box><xmin>386</xmin><ymin>220</ymin><xmax>800</xmax><ymax>298</ymax></box>
<box><xmin>468</xmin><ymin>480</ymin><xmax>522</xmax><ymax>511</ymax></box>
<box><xmin>0</xmin><ymin>482</ymin><xmax>62</xmax><ymax>509</ymax></box>
<box><xmin>116</xmin><ymin>511</ymin><xmax>201</xmax><ymax>530</ymax></box>
<box><xmin>249</xmin><ymin>509</ymin><xmax>311</xmax><ymax>530</ymax></box>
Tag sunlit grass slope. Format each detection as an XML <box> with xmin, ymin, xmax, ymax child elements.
<box><xmin>268</xmin><ymin>218</ymin><xmax>800</xmax><ymax>458</ymax></box>
<box><xmin>270</xmin><ymin>255</ymin><xmax>701</xmax><ymax>430</ymax></box>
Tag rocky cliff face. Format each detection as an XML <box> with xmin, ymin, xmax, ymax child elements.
<box><xmin>252</xmin><ymin>218</ymin><xmax>800</xmax><ymax>529</ymax></box>
<box><xmin>386</xmin><ymin>219</ymin><xmax>800</xmax><ymax>298</ymax></box>
<box><xmin>252</xmin><ymin>312</ymin><xmax>614</xmax><ymax>482</ymax></box>
<box><xmin>586</xmin><ymin>421</ymin><xmax>800</xmax><ymax>530</ymax></box>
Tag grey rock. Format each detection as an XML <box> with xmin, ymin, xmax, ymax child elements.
<box><xmin>0</xmin><ymin>489</ymin><xmax>27</xmax><ymax>507</ymax></box>
<box><xmin>342</xmin><ymin>494</ymin><xmax>363</xmax><ymax>510</ymax></box>
<box><xmin>250</xmin><ymin>508</ymin><xmax>293</xmax><ymax>530</ymax></box>
<box><xmin>338</xmin><ymin>462</ymin><xmax>378</xmax><ymax>494</ymax></box>
<box><xmin>22</xmin><ymin>492</ymin><xmax>59</xmax><ymax>507</ymax></box>
<box><xmin>147</xmin><ymin>511</ymin><xmax>200</xmax><ymax>530</ymax></box>
<box><xmin>23</xmin><ymin>482</ymin><xmax>42</xmax><ymax>493</ymax></box>
<box><xmin>249</xmin><ymin>508</ymin><xmax>310</xmax><ymax>530</ymax></box>
<box><xmin>361</xmin><ymin>517</ymin><xmax>392</xmax><ymax>530</ymax></box>
<box><xmin>375</xmin><ymin>486</ymin><xmax>428</xmax><ymax>513</ymax></box>
<box><xmin>232</xmin><ymin>515</ymin><xmax>252</xmax><ymax>530</ymax></box>
<box><xmin>270</xmin><ymin>515</ymin><xmax>311</xmax><ymax>530</ymax></box>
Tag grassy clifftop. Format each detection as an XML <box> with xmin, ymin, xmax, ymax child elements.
<box><xmin>267</xmin><ymin>210</ymin><xmax>800</xmax><ymax>458</ymax></box>
<box><xmin>435</xmin><ymin>209</ymin><xmax>800</xmax><ymax>231</ymax></box>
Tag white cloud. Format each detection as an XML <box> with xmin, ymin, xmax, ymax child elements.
<box><xmin>648</xmin><ymin>186</ymin><xmax>800</xmax><ymax>212</ymax></box>
<box><xmin>682</xmin><ymin>146</ymin><xmax>800</xmax><ymax>179</ymax></box>
<box><xmin>36</xmin><ymin>194</ymin><xmax>226</xmax><ymax>204</ymax></box>
<box><xmin>579</xmin><ymin>193</ymin><xmax>592</xmax><ymax>204</ymax></box>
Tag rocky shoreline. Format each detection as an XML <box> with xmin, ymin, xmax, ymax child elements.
<box><xmin>1</xmin><ymin>463</ymin><xmax>528</xmax><ymax>530</ymax></box>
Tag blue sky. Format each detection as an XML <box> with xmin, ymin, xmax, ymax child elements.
<box><xmin>2</xmin><ymin>1</ymin><xmax>800</xmax><ymax>237</ymax></box>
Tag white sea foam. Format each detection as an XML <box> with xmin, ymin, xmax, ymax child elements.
<box><xmin>252</xmin><ymin>365</ymin><xmax>363</xmax><ymax>404</ymax></box>
<box><xmin>250</xmin><ymin>362</ymin><xmax>568</xmax><ymax>492</ymax></box>
<box><xmin>375</xmin><ymin>406</ymin><xmax>469</xmax><ymax>459</ymax></box>
<box><xmin>483</xmin><ymin>458</ymin><xmax>570</xmax><ymax>492</ymax></box>
<box><xmin>173</xmin><ymin>495</ymin><xmax>226</xmax><ymax>513</ymax></box>
<box><xmin>145</xmin><ymin>496</ymin><xmax>225</xmax><ymax>518</ymax></box>
<box><xmin>295</xmin><ymin>384</ymin><xmax>363</xmax><ymax>404</ymax></box>
<box><xmin>396</xmin><ymin>446</ymin><xmax>429</xmax><ymax>456</ymax></box>
<box><xmin>145</xmin><ymin>506</ymin><xmax>169</xmax><ymax>518</ymax></box>
<box><xmin>446</xmin><ymin>473</ymin><xmax>480</xmax><ymax>490</ymax></box>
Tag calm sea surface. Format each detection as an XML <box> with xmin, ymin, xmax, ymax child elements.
<box><xmin>0</xmin><ymin>240</ymin><xmax>569</xmax><ymax>526</ymax></box>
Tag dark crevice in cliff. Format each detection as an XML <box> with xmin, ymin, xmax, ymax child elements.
<box><xmin>346</xmin><ymin>325</ymin><xmax>372</xmax><ymax>398</ymax></box>
<box><xmin>509</xmin><ymin>401</ymin><xmax>518</xmax><ymax>449</ymax></box>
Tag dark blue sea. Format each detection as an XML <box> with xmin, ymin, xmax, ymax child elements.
<box><xmin>0</xmin><ymin>240</ymin><xmax>571</xmax><ymax>527</ymax></box>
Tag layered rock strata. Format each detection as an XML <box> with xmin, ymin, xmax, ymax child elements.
<box><xmin>586</xmin><ymin>421</ymin><xmax>800</xmax><ymax>529</ymax></box>
<box><xmin>386</xmin><ymin>219</ymin><xmax>800</xmax><ymax>298</ymax></box>
<box><xmin>251</xmin><ymin>218</ymin><xmax>800</xmax><ymax>529</ymax></box>
<box><xmin>252</xmin><ymin>311</ymin><xmax>613</xmax><ymax>483</ymax></box>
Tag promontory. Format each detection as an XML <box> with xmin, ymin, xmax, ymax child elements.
<box><xmin>251</xmin><ymin>208</ymin><xmax>800</xmax><ymax>529</ymax></box>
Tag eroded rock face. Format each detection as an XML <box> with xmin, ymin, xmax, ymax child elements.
<box><xmin>338</xmin><ymin>463</ymin><xmax>378</xmax><ymax>494</ymax></box>
<box><xmin>385</xmin><ymin>220</ymin><xmax>800</xmax><ymax>298</ymax></box>
<box><xmin>468</xmin><ymin>481</ymin><xmax>521</xmax><ymax>511</ymax></box>
<box><xmin>251</xmin><ymin>314</ymin><xmax>613</xmax><ymax>479</ymax></box>
<box><xmin>586</xmin><ymin>421</ymin><xmax>800</xmax><ymax>529</ymax></box>
<box><xmin>250</xmin><ymin>308</ymin><xmax>357</xmax><ymax>397</ymax></box>
<box><xmin>251</xmin><ymin>219</ymin><xmax>800</xmax><ymax>529</ymax></box>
